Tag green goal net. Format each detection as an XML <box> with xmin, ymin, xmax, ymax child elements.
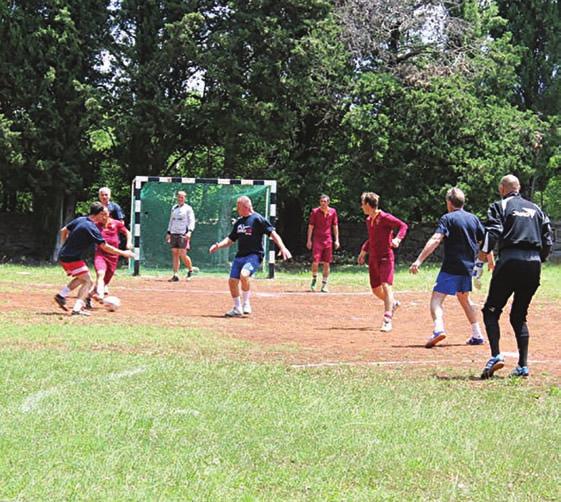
<box><xmin>130</xmin><ymin>178</ymin><xmax>274</xmax><ymax>274</ymax></box>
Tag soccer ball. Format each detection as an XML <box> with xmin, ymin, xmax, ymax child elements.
<box><xmin>103</xmin><ymin>295</ymin><xmax>121</xmax><ymax>312</ymax></box>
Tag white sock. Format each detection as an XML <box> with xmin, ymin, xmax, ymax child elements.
<box><xmin>434</xmin><ymin>319</ymin><xmax>445</xmax><ymax>333</ymax></box>
<box><xmin>471</xmin><ymin>322</ymin><xmax>482</xmax><ymax>338</ymax></box>
<box><xmin>242</xmin><ymin>291</ymin><xmax>250</xmax><ymax>305</ymax></box>
<box><xmin>73</xmin><ymin>299</ymin><xmax>84</xmax><ymax>312</ymax></box>
<box><xmin>59</xmin><ymin>286</ymin><xmax>71</xmax><ymax>298</ymax></box>
<box><xmin>96</xmin><ymin>284</ymin><xmax>105</xmax><ymax>297</ymax></box>
<box><xmin>233</xmin><ymin>297</ymin><xmax>242</xmax><ymax>309</ymax></box>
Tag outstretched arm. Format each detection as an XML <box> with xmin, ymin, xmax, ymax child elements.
<box><xmin>270</xmin><ymin>231</ymin><xmax>292</xmax><ymax>260</ymax></box>
<box><xmin>209</xmin><ymin>237</ymin><xmax>234</xmax><ymax>254</ymax></box>
<box><xmin>409</xmin><ymin>233</ymin><xmax>444</xmax><ymax>274</ymax></box>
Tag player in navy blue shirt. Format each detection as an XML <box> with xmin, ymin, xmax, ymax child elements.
<box><xmin>410</xmin><ymin>188</ymin><xmax>491</xmax><ymax>348</ymax></box>
<box><xmin>209</xmin><ymin>196</ymin><xmax>292</xmax><ymax>317</ymax></box>
<box><xmin>54</xmin><ymin>202</ymin><xmax>134</xmax><ymax>316</ymax></box>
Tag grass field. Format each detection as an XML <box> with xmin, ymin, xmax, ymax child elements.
<box><xmin>1</xmin><ymin>264</ymin><xmax>560</xmax><ymax>500</ymax></box>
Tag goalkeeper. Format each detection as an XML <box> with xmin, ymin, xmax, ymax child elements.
<box><xmin>409</xmin><ymin>187</ymin><xmax>490</xmax><ymax>348</ymax></box>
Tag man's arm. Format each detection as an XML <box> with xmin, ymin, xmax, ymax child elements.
<box><xmin>209</xmin><ymin>237</ymin><xmax>234</xmax><ymax>253</ymax></box>
<box><xmin>187</xmin><ymin>206</ymin><xmax>196</xmax><ymax>235</ymax></box>
<box><xmin>99</xmin><ymin>242</ymin><xmax>134</xmax><ymax>258</ymax></box>
<box><xmin>409</xmin><ymin>233</ymin><xmax>444</xmax><ymax>274</ymax></box>
<box><xmin>306</xmin><ymin>224</ymin><xmax>314</xmax><ymax>250</ymax></box>
<box><xmin>270</xmin><ymin>230</ymin><xmax>292</xmax><ymax>260</ymax></box>
<box><xmin>540</xmin><ymin>214</ymin><xmax>553</xmax><ymax>262</ymax></box>
<box><xmin>481</xmin><ymin>202</ymin><xmax>503</xmax><ymax>253</ymax></box>
<box><xmin>59</xmin><ymin>227</ymin><xmax>70</xmax><ymax>245</ymax></box>
<box><xmin>333</xmin><ymin>224</ymin><xmax>340</xmax><ymax>249</ymax></box>
<box><xmin>122</xmin><ymin>227</ymin><xmax>132</xmax><ymax>250</ymax></box>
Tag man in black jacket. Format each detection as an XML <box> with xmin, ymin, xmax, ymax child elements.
<box><xmin>479</xmin><ymin>175</ymin><xmax>553</xmax><ymax>379</ymax></box>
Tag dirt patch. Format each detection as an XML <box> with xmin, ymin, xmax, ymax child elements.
<box><xmin>2</xmin><ymin>275</ymin><xmax>560</xmax><ymax>380</ymax></box>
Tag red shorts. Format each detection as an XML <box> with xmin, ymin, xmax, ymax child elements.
<box><xmin>312</xmin><ymin>243</ymin><xmax>333</xmax><ymax>263</ymax></box>
<box><xmin>60</xmin><ymin>260</ymin><xmax>89</xmax><ymax>277</ymax></box>
<box><xmin>94</xmin><ymin>254</ymin><xmax>118</xmax><ymax>285</ymax></box>
<box><xmin>368</xmin><ymin>255</ymin><xmax>394</xmax><ymax>288</ymax></box>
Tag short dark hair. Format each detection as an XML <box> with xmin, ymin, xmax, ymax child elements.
<box><xmin>361</xmin><ymin>192</ymin><xmax>379</xmax><ymax>209</ymax></box>
<box><xmin>89</xmin><ymin>201</ymin><xmax>107</xmax><ymax>215</ymax></box>
<box><xmin>445</xmin><ymin>187</ymin><xmax>465</xmax><ymax>209</ymax></box>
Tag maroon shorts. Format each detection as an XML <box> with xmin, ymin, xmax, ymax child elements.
<box><xmin>368</xmin><ymin>255</ymin><xmax>394</xmax><ymax>288</ymax></box>
<box><xmin>170</xmin><ymin>234</ymin><xmax>190</xmax><ymax>250</ymax></box>
<box><xmin>94</xmin><ymin>254</ymin><xmax>118</xmax><ymax>285</ymax></box>
<box><xmin>60</xmin><ymin>260</ymin><xmax>89</xmax><ymax>277</ymax></box>
<box><xmin>312</xmin><ymin>243</ymin><xmax>333</xmax><ymax>263</ymax></box>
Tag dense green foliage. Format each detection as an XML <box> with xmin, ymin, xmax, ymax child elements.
<box><xmin>1</xmin><ymin>0</ymin><xmax>560</xmax><ymax>256</ymax></box>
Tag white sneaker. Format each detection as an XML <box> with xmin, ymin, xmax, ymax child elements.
<box><xmin>225</xmin><ymin>307</ymin><xmax>243</xmax><ymax>317</ymax></box>
<box><xmin>380</xmin><ymin>318</ymin><xmax>392</xmax><ymax>332</ymax></box>
<box><xmin>242</xmin><ymin>303</ymin><xmax>252</xmax><ymax>315</ymax></box>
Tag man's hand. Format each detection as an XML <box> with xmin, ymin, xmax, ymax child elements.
<box><xmin>391</xmin><ymin>237</ymin><xmax>401</xmax><ymax>248</ymax></box>
<box><xmin>357</xmin><ymin>252</ymin><xmax>366</xmax><ymax>265</ymax></box>
<box><xmin>409</xmin><ymin>260</ymin><xmax>421</xmax><ymax>274</ymax></box>
<box><xmin>334</xmin><ymin>240</ymin><xmax>340</xmax><ymax>250</ymax></box>
<box><xmin>165</xmin><ymin>234</ymin><xmax>171</xmax><ymax>243</ymax></box>
<box><xmin>209</xmin><ymin>243</ymin><xmax>219</xmax><ymax>254</ymax></box>
<box><xmin>123</xmin><ymin>250</ymin><xmax>135</xmax><ymax>259</ymax></box>
<box><xmin>306</xmin><ymin>240</ymin><xmax>312</xmax><ymax>250</ymax></box>
<box><xmin>278</xmin><ymin>247</ymin><xmax>292</xmax><ymax>261</ymax></box>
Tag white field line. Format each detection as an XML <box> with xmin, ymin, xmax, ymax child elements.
<box><xmin>20</xmin><ymin>366</ymin><xmax>147</xmax><ymax>413</ymax></box>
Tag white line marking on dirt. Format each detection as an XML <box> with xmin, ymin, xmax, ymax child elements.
<box><xmin>20</xmin><ymin>388</ymin><xmax>58</xmax><ymax>413</ymax></box>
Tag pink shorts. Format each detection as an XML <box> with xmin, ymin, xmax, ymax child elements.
<box><xmin>312</xmin><ymin>243</ymin><xmax>333</xmax><ymax>263</ymax></box>
<box><xmin>94</xmin><ymin>254</ymin><xmax>118</xmax><ymax>285</ymax></box>
<box><xmin>368</xmin><ymin>255</ymin><xmax>394</xmax><ymax>288</ymax></box>
<box><xmin>60</xmin><ymin>260</ymin><xmax>89</xmax><ymax>277</ymax></box>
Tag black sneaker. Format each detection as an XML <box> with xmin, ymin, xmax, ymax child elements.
<box><xmin>54</xmin><ymin>294</ymin><xmax>68</xmax><ymax>311</ymax></box>
<box><xmin>168</xmin><ymin>275</ymin><xmax>179</xmax><ymax>282</ymax></box>
<box><xmin>85</xmin><ymin>297</ymin><xmax>93</xmax><ymax>310</ymax></box>
<box><xmin>71</xmin><ymin>309</ymin><xmax>91</xmax><ymax>317</ymax></box>
<box><xmin>186</xmin><ymin>270</ymin><xmax>193</xmax><ymax>281</ymax></box>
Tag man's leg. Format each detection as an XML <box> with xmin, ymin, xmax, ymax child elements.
<box><xmin>170</xmin><ymin>248</ymin><xmax>180</xmax><ymax>281</ymax></box>
<box><xmin>426</xmin><ymin>291</ymin><xmax>447</xmax><ymax>347</ymax></box>
<box><xmin>179</xmin><ymin>249</ymin><xmax>193</xmax><ymax>272</ymax></box>
<box><xmin>72</xmin><ymin>273</ymin><xmax>93</xmax><ymax>315</ymax></box>
<box><xmin>481</xmin><ymin>262</ymin><xmax>514</xmax><ymax>378</ymax></box>
<box><xmin>321</xmin><ymin>262</ymin><xmax>330</xmax><ymax>292</ymax></box>
<box><xmin>310</xmin><ymin>261</ymin><xmax>319</xmax><ymax>291</ymax></box>
<box><xmin>456</xmin><ymin>292</ymin><xmax>483</xmax><ymax>343</ymax></box>
<box><xmin>510</xmin><ymin>261</ymin><xmax>540</xmax><ymax>370</ymax></box>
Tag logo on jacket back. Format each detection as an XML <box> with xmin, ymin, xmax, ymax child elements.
<box><xmin>513</xmin><ymin>208</ymin><xmax>536</xmax><ymax>218</ymax></box>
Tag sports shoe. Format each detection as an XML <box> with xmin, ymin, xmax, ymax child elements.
<box><xmin>425</xmin><ymin>331</ymin><xmax>446</xmax><ymax>348</ymax></box>
<box><xmin>310</xmin><ymin>278</ymin><xmax>317</xmax><ymax>292</ymax></box>
<box><xmin>320</xmin><ymin>283</ymin><xmax>329</xmax><ymax>293</ymax></box>
<box><xmin>186</xmin><ymin>270</ymin><xmax>193</xmax><ymax>281</ymax></box>
<box><xmin>225</xmin><ymin>307</ymin><xmax>243</xmax><ymax>317</ymax></box>
<box><xmin>466</xmin><ymin>336</ymin><xmax>485</xmax><ymax>346</ymax></box>
<box><xmin>380</xmin><ymin>318</ymin><xmax>392</xmax><ymax>332</ymax></box>
<box><xmin>168</xmin><ymin>275</ymin><xmax>179</xmax><ymax>282</ymax></box>
<box><xmin>510</xmin><ymin>365</ymin><xmax>529</xmax><ymax>378</ymax></box>
<box><xmin>242</xmin><ymin>303</ymin><xmax>252</xmax><ymax>315</ymax></box>
<box><xmin>480</xmin><ymin>354</ymin><xmax>505</xmax><ymax>379</ymax></box>
<box><xmin>85</xmin><ymin>297</ymin><xmax>93</xmax><ymax>310</ymax></box>
<box><xmin>54</xmin><ymin>294</ymin><xmax>68</xmax><ymax>311</ymax></box>
<box><xmin>71</xmin><ymin>309</ymin><xmax>91</xmax><ymax>317</ymax></box>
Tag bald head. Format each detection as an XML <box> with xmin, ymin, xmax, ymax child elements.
<box><xmin>499</xmin><ymin>175</ymin><xmax>520</xmax><ymax>196</ymax></box>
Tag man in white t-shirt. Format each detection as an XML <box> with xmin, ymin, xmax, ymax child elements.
<box><xmin>166</xmin><ymin>191</ymin><xmax>196</xmax><ymax>282</ymax></box>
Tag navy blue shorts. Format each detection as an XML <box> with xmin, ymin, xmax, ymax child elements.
<box><xmin>433</xmin><ymin>271</ymin><xmax>472</xmax><ymax>295</ymax></box>
<box><xmin>230</xmin><ymin>254</ymin><xmax>261</xmax><ymax>279</ymax></box>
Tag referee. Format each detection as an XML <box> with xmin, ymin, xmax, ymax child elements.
<box><xmin>479</xmin><ymin>174</ymin><xmax>553</xmax><ymax>379</ymax></box>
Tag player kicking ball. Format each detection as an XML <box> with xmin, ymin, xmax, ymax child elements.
<box><xmin>54</xmin><ymin>203</ymin><xmax>134</xmax><ymax>316</ymax></box>
<box><xmin>209</xmin><ymin>196</ymin><xmax>291</xmax><ymax>317</ymax></box>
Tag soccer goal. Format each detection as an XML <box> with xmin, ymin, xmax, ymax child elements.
<box><xmin>130</xmin><ymin>176</ymin><xmax>278</xmax><ymax>277</ymax></box>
